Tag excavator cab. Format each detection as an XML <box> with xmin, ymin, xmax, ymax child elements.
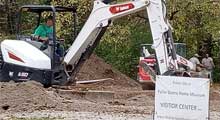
<box><xmin>17</xmin><ymin>5</ymin><xmax>77</xmax><ymax>58</ymax></box>
<box><xmin>0</xmin><ymin>5</ymin><xmax>77</xmax><ymax>86</ymax></box>
<box><xmin>174</xmin><ymin>43</ymin><xmax>186</xmax><ymax>58</ymax></box>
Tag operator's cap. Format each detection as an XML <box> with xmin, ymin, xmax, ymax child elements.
<box><xmin>194</xmin><ymin>54</ymin><xmax>201</xmax><ymax>57</ymax></box>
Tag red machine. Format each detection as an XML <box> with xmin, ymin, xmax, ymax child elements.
<box><xmin>138</xmin><ymin>43</ymin><xmax>186</xmax><ymax>89</ymax></box>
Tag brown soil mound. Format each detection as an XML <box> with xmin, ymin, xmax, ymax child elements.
<box><xmin>0</xmin><ymin>81</ymin><xmax>64</xmax><ymax>113</ymax></box>
<box><xmin>75</xmin><ymin>54</ymin><xmax>141</xmax><ymax>91</ymax></box>
<box><xmin>0</xmin><ymin>81</ymin><xmax>146</xmax><ymax>114</ymax></box>
<box><xmin>0</xmin><ymin>54</ymin><xmax>141</xmax><ymax>114</ymax></box>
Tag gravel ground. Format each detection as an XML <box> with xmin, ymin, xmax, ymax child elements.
<box><xmin>0</xmin><ymin>111</ymin><xmax>153</xmax><ymax>120</ymax></box>
<box><xmin>3</xmin><ymin>111</ymin><xmax>220</xmax><ymax>120</ymax></box>
<box><xmin>0</xmin><ymin>83</ymin><xmax>219</xmax><ymax>120</ymax></box>
<box><xmin>0</xmin><ymin>106</ymin><xmax>219</xmax><ymax>120</ymax></box>
<box><xmin>0</xmin><ymin>55</ymin><xmax>219</xmax><ymax>120</ymax></box>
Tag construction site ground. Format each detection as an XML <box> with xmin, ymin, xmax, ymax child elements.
<box><xmin>0</xmin><ymin>54</ymin><xmax>219</xmax><ymax>120</ymax></box>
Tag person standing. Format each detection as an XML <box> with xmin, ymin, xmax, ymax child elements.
<box><xmin>202</xmin><ymin>54</ymin><xmax>215</xmax><ymax>82</ymax></box>
<box><xmin>189</xmin><ymin>54</ymin><xmax>203</xmax><ymax>71</ymax></box>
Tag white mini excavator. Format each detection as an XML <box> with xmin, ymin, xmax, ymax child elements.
<box><xmin>0</xmin><ymin>0</ymin><xmax>204</xmax><ymax>87</ymax></box>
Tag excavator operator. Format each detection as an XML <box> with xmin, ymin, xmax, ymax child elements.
<box><xmin>33</xmin><ymin>16</ymin><xmax>53</xmax><ymax>42</ymax></box>
<box><xmin>33</xmin><ymin>16</ymin><xmax>64</xmax><ymax>59</ymax></box>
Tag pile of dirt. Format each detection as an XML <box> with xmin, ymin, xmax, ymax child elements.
<box><xmin>0</xmin><ymin>81</ymin><xmax>65</xmax><ymax>114</ymax></box>
<box><xmin>75</xmin><ymin>54</ymin><xmax>142</xmax><ymax>91</ymax></box>
<box><xmin>0</xmin><ymin>54</ymin><xmax>142</xmax><ymax>114</ymax></box>
<box><xmin>0</xmin><ymin>81</ymin><xmax>148</xmax><ymax>114</ymax></box>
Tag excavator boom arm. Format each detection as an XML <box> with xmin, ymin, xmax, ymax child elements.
<box><xmin>64</xmin><ymin>0</ymin><xmax>192</xmax><ymax>78</ymax></box>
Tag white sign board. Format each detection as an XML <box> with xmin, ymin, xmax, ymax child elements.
<box><xmin>154</xmin><ymin>76</ymin><xmax>210</xmax><ymax>120</ymax></box>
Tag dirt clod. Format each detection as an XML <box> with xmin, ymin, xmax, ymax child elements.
<box><xmin>1</xmin><ymin>105</ymin><xmax>9</xmax><ymax>110</ymax></box>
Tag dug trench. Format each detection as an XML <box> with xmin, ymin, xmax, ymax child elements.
<box><xmin>0</xmin><ymin>54</ymin><xmax>219</xmax><ymax>119</ymax></box>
